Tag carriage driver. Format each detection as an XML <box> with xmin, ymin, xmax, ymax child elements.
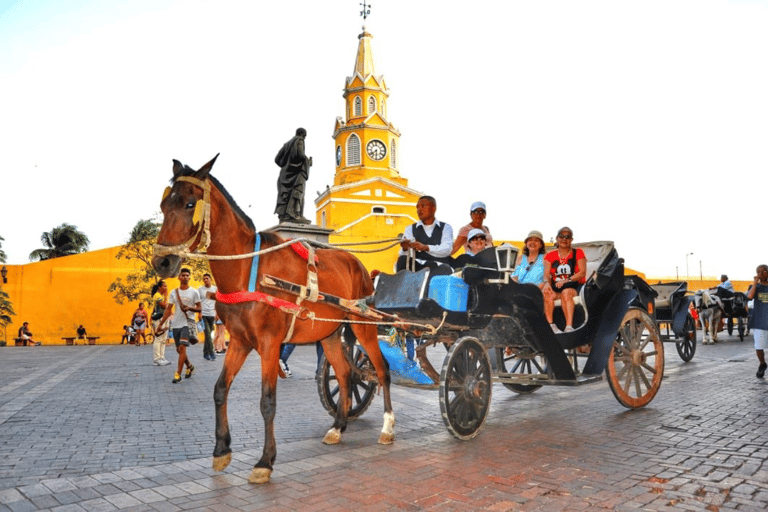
<box><xmin>396</xmin><ymin>195</ymin><xmax>454</xmax><ymax>276</ymax></box>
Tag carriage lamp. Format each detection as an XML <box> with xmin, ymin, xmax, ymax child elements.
<box><xmin>1</xmin><ymin>266</ymin><xmax>7</xmax><ymax>284</ymax></box>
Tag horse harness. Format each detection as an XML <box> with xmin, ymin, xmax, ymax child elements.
<box><xmin>153</xmin><ymin>175</ymin><xmax>436</xmax><ymax>343</ymax></box>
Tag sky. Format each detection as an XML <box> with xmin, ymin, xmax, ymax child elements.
<box><xmin>1</xmin><ymin>0</ymin><xmax>766</xmax><ymax>281</ymax></box>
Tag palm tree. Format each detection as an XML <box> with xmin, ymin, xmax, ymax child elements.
<box><xmin>0</xmin><ymin>287</ymin><xmax>15</xmax><ymax>343</ymax></box>
<box><xmin>29</xmin><ymin>223</ymin><xmax>90</xmax><ymax>261</ymax></box>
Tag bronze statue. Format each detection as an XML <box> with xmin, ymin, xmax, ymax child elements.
<box><xmin>274</xmin><ymin>128</ymin><xmax>312</xmax><ymax>224</ymax></box>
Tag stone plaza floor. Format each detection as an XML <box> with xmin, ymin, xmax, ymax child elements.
<box><xmin>0</xmin><ymin>331</ymin><xmax>767</xmax><ymax>511</ymax></box>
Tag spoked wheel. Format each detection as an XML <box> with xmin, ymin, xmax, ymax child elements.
<box><xmin>439</xmin><ymin>337</ymin><xmax>492</xmax><ymax>440</ymax></box>
<box><xmin>675</xmin><ymin>314</ymin><xmax>696</xmax><ymax>362</ymax></box>
<box><xmin>317</xmin><ymin>343</ymin><xmax>377</xmax><ymax>420</ymax></box>
<box><xmin>727</xmin><ymin>317</ymin><xmax>734</xmax><ymax>336</ymax></box>
<box><xmin>606</xmin><ymin>308</ymin><xmax>664</xmax><ymax>409</ymax></box>
<box><xmin>495</xmin><ymin>347</ymin><xmax>546</xmax><ymax>393</ymax></box>
<box><xmin>738</xmin><ymin>317</ymin><xmax>745</xmax><ymax>341</ymax></box>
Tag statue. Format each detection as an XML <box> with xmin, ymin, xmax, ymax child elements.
<box><xmin>274</xmin><ymin>127</ymin><xmax>312</xmax><ymax>224</ymax></box>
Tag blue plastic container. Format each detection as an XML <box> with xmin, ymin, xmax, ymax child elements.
<box><xmin>428</xmin><ymin>275</ymin><xmax>469</xmax><ymax>312</ymax></box>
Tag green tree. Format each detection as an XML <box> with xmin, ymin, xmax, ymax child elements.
<box><xmin>0</xmin><ymin>235</ymin><xmax>6</xmax><ymax>263</ymax></box>
<box><xmin>108</xmin><ymin>219</ymin><xmax>210</xmax><ymax>305</ymax></box>
<box><xmin>29</xmin><ymin>223</ymin><xmax>90</xmax><ymax>261</ymax></box>
<box><xmin>0</xmin><ymin>287</ymin><xmax>16</xmax><ymax>343</ymax></box>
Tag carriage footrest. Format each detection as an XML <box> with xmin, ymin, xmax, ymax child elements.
<box><xmin>495</xmin><ymin>373</ymin><xmax>603</xmax><ymax>387</ymax></box>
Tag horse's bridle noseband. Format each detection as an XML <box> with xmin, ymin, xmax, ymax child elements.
<box><xmin>153</xmin><ymin>175</ymin><xmax>212</xmax><ymax>258</ymax></box>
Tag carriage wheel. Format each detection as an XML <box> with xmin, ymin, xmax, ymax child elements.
<box><xmin>439</xmin><ymin>337</ymin><xmax>492</xmax><ymax>441</ymax></box>
<box><xmin>727</xmin><ymin>317</ymin><xmax>734</xmax><ymax>336</ymax></box>
<box><xmin>495</xmin><ymin>347</ymin><xmax>546</xmax><ymax>394</ymax></box>
<box><xmin>317</xmin><ymin>343</ymin><xmax>377</xmax><ymax>420</ymax></box>
<box><xmin>675</xmin><ymin>314</ymin><xmax>696</xmax><ymax>362</ymax></box>
<box><xmin>606</xmin><ymin>308</ymin><xmax>664</xmax><ymax>409</ymax></box>
<box><xmin>738</xmin><ymin>317</ymin><xmax>745</xmax><ymax>341</ymax></box>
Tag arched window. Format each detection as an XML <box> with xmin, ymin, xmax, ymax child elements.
<box><xmin>321</xmin><ymin>210</ymin><xmax>327</xmax><ymax>228</ymax></box>
<box><xmin>382</xmin><ymin>99</ymin><xmax>387</xmax><ymax>118</ymax></box>
<box><xmin>354</xmin><ymin>96</ymin><xmax>362</xmax><ymax>117</ymax></box>
<box><xmin>368</xmin><ymin>96</ymin><xmax>376</xmax><ymax>114</ymax></box>
<box><xmin>391</xmin><ymin>139</ymin><xmax>397</xmax><ymax>169</ymax></box>
<box><xmin>372</xmin><ymin>206</ymin><xmax>385</xmax><ymax>214</ymax></box>
<box><xmin>347</xmin><ymin>134</ymin><xmax>361</xmax><ymax>166</ymax></box>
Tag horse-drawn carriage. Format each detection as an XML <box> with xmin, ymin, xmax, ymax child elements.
<box><xmin>317</xmin><ymin>241</ymin><xmax>664</xmax><ymax>440</ymax></box>
<box><xmin>649</xmin><ymin>281</ymin><xmax>697</xmax><ymax>361</ymax></box>
<box><xmin>719</xmin><ymin>291</ymin><xmax>749</xmax><ymax>341</ymax></box>
<box><xmin>152</xmin><ymin>157</ymin><xmax>664</xmax><ymax>482</ymax></box>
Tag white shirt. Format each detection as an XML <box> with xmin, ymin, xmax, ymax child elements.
<box><xmin>169</xmin><ymin>287</ymin><xmax>201</xmax><ymax>329</ymax></box>
<box><xmin>198</xmin><ymin>285</ymin><xmax>217</xmax><ymax>317</ymax></box>
<box><xmin>399</xmin><ymin>220</ymin><xmax>454</xmax><ymax>259</ymax></box>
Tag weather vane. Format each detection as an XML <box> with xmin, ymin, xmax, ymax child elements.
<box><xmin>360</xmin><ymin>1</ymin><xmax>371</xmax><ymax>24</ymax></box>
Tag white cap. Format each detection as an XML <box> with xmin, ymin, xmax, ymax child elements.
<box><xmin>467</xmin><ymin>228</ymin><xmax>487</xmax><ymax>241</ymax></box>
<box><xmin>470</xmin><ymin>201</ymin><xmax>486</xmax><ymax>212</ymax></box>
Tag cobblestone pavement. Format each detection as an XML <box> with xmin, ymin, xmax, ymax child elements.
<box><xmin>0</xmin><ymin>332</ymin><xmax>766</xmax><ymax>511</ymax></box>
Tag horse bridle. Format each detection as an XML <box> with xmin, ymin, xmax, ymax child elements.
<box><xmin>153</xmin><ymin>175</ymin><xmax>212</xmax><ymax>258</ymax></box>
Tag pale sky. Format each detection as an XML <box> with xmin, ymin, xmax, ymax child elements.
<box><xmin>1</xmin><ymin>0</ymin><xmax>766</xmax><ymax>280</ymax></box>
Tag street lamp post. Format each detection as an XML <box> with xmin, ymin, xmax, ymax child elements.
<box><xmin>686</xmin><ymin>253</ymin><xmax>693</xmax><ymax>280</ymax></box>
<box><xmin>1</xmin><ymin>266</ymin><xmax>7</xmax><ymax>284</ymax></box>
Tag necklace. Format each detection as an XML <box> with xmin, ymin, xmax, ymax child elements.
<box><xmin>558</xmin><ymin>250</ymin><xmax>572</xmax><ymax>265</ymax></box>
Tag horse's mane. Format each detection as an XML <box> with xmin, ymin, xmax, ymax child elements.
<box><xmin>171</xmin><ymin>166</ymin><xmax>256</xmax><ymax>233</ymax></box>
<box><xmin>258</xmin><ymin>231</ymin><xmax>283</xmax><ymax>247</ymax></box>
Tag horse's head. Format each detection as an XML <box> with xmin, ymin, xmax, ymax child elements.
<box><xmin>152</xmin><ymin>154</ymin><xmax>219</xmax><ymax>278</ymax></box>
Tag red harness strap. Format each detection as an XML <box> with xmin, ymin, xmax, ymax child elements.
<box><xmin>290</xmin><ymin>241</ymin><xmax>319</xmax><ymax>263</ymax></box>
<box><xmin>215</xmin><ymin>290</ymin><xmax>303</xmax><ymax>314</ymax></box>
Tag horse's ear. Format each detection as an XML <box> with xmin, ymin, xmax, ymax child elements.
<box><xmin>172</xmin><ymin>159</ymin><xmax>185</xmax><ymax>177</ymax></box>
<box><xmin>196</xmin><ymin>153</ymin><xmax>220</xmax><ymax>179</ymax></box>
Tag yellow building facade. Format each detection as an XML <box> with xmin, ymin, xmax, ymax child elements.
<box><xmin>1</xmin><ymin>247</ymin><xmax>184</xmax><ymax>345</ymax></box>
<box><xmin>315</xmin><ymin>29</ymin><xmax>422</xmax><ymax>272</ymax></box>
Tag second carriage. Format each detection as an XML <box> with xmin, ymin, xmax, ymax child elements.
<box><xmin>317</xmin><ymin>241</ymin><xmax>664</xmax><ymax>440</ymax></box>
<box><xmin>648</xmin><ymin>281</ymin><xmax>697</xmax><ymax>361</ymax></box>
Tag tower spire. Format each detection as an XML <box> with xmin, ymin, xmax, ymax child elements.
<box><xmin>359</xmin><ymin>1</ymin><xmax>371</xmax><ymax>29</ymax></box>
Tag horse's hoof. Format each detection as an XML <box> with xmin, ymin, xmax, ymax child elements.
<box><xmin>323</xmin><ymin>428</ymin><xmax>341</xmax><ymax>445</ymax></box>
<box><xmin>249</xmin><ymin>467</ymin><xmax>272</xmax><ymax>484</ymax></box>
<box><xmin>212</xmin><ymin>453</ymin><xmax>232</xmax><ymax>472</ymax></box>
<box><xmin>378</xmin><ymin>432</ymin><xmax>395</xmax><ymax>445</ymax></box>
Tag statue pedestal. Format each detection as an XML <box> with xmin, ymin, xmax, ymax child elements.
<box><xmin>265</xmin><ymin>223</ymin><xmax>334</xmax><ymax>244</ymax></box>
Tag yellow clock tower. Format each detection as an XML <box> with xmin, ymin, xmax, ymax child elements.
<box><xmin>315</xmin><ymin>27</ymin><xmax>422</xmax><ymax>272</ymax></box>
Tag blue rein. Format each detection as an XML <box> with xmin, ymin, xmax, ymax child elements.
<box><xmin>248</xmin><ymin>233</ymin><xmax>261</xmax><ymax>293</ymax></box>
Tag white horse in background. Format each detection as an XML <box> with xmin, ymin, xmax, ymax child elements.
<box><xmin>695</xmin><ymin>290</ymin><xmax>723</xmax><ymax>345</ymax></box>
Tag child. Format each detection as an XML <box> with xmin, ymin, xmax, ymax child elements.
<box><xmin>747</xmin><ymin>264</ymin><xmax>768</xmax><ymax>378</ymax></box>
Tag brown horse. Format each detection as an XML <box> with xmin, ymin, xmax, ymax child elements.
<box><xmin>151</xmin><ymin>156</ymin><xmax>394</xmax><ymax>484</ymax></box>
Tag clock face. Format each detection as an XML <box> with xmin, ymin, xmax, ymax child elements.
<box><xmin>336</xmin><ymin>146</ymin><xmax>342</xmax><ymax>166</ymax></box>
<box><xmin>366</xmin><ymin>139</ymin><xmax>386</xmax><ymax>161</ymax></box>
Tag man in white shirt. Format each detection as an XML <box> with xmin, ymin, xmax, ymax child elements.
<box><xmin>396</xmin><ymin>195</ymin><xmax>454</xmax><ymax>274</ymax></box>
<box><xmin>156</xmin><ymin>268</ymin><xmax>201</xmax><ymax>384</ymax></box>
<box><xmin>198</xmin><ymin>273</ymin><xmax>218</xmax><ymax>361</ymax></box>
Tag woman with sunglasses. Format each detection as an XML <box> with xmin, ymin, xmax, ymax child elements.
<box><xmin>543</xmin><ymin>226</ymin><xmax>587</xmax><ymax>333</ymax></box>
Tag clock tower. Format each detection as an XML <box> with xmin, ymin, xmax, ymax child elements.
<box><xmin>315</xmin><ymin>26</ymin><xmax>422</xmax><ymax>271</ymax></box>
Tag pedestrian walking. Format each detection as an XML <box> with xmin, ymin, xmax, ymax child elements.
<box><xmin>198</xmin><ymin>273</ymin><xmax>217</xmax><ymax>361</ymax></box>
<box><xmin>747</xmin><ymin>264</ymin><xmax>768</xmax><ymax>378</ymax></box>
<box><xmin>156</xmin><ymin>268</ymin><xmax>200</xmax><ymax>383</ymax></box>
<box><xmin>150</xmin><ymin>280</ymin><xmax>171</xmax><ymax>366</ymax></box>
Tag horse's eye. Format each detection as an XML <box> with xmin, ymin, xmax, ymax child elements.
<box><xmin>186</xmin><ymin>201</ymin><xmax>196</xmax><ymax>209</ymax></box>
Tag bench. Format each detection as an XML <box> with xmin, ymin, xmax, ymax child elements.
<box><xmin>62</xmin><ymin>337</ymin><xmax>76</xmax><ymax>346</ymax></box>
<box><xmin>87</xmin><ymin>336</ymin><xmax>99</xmax><ymax>345</ymax></box>
<box><xmin>14</xmin><ymin>338</ymin><xmax>26</xmax><ymax>347</ymax></box>
<box><xmin>63</xmin><ymin>336</ymin><xmax>100</xmax><ymax>345</ymax></box>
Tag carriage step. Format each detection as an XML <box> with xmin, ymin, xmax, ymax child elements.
<box><xmin>495</xmin><ymin>373</ymin><xmax>603</xmax><ymax>387</ymax></box>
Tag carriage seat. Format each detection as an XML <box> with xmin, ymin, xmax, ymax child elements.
<box><xmin>653</xmin><ymin>286</ymin><xmax>675</xmax><ymax>309</ymax></box>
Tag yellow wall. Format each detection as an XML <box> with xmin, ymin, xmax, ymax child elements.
<box><xmin>2</xmin><ymin>247</ymin><xmax>185</xmax><ymax>345</ymax></box>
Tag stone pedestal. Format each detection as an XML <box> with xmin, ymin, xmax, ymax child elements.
<box><xmin>265</xmin><ymin>222</ymin><xmax>334</xmax><ymax>244</ymax></box>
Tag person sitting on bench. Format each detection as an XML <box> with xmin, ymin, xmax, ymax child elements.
<box><xmin>452</xmin><ymin>228</ymin><xmax>490</xmax><ymax>269</ymax></box>
<box><xmin>396</xmin><ymin>195</ymin><xmax>454</xmax><ymax>276</ymax></box>
<box><xmin>18</xmin><ymin>322</ymin><xmax>41</xmax><ymax>346</ymax></box>
<box><xmin>76</xmin><ymin>325</ymin><xmax>87</xmax><ymax>345</ymax></box>
<box><xmin>543</xmin><ymin>227</ymin><xmax>587</xmax><ymax>333</ymax></box>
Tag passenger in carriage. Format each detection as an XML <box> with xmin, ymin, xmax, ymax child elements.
<box><xmin>452</xmin><ymin>228</ymin><xmax>490</xmax><ymax>268</ymax></box>
<box><xmin>396</xmin><ymin>195</ymin><xmax>454</xmax><ymax>276</ymax></box>
<box><xmin>451</xmin><ymin>201</ymin><xmax>494</xmax><ymax>257</ymax></box>
<box><xmin>543</xmin><ymin>227</ymin><xmax>587</xmax><ymax>333</ymax></box>
<box><xmin>511</xmin><ymin>230</ymin><xmax>548</xmax><ymax>287</ymax></box>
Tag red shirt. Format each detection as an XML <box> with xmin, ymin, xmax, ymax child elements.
<box><xmin>545</xmin><ymin>248</ymin><xmax>586</xmax><ymax>285</ymax></box>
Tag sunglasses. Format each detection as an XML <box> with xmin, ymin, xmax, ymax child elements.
<box><xmin>557</xmin><ymin>234</ymin><xmax>572</xmax><ymax>239</ymax></box>
<box><xmin>471</xmin><ymin>209</ymin><xmax>486</xmax><ymax>215</ymax></box>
